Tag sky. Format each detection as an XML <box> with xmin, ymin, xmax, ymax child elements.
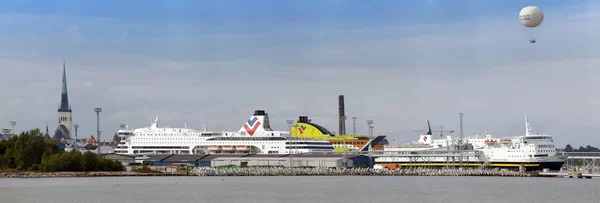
<box><xmin>0</xmin><ymin>0</ymin><xmax>599</xmax><ymax>147</ymax></box>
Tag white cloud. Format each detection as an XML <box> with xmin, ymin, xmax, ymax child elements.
<box><xmin>0</xmin><ymin>4</ymin><xmax>599</xmax><ymax>147</ymax></box>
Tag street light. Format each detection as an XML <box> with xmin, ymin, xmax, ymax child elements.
<box><xmin>352</xmin><ymin>117</ymin><xmax>357</xmax><ymax>135</ymax></box>
<box><xmin>365</xmin><ymin>119</ymin><xmax>374</xmax><ymax>167</ymax></box>
<box><xmin>286</xmin><ymin>120</ymin><xmax>294</xmax><ymax>131</ymax></box>
<box><xmin>459</xmin><ymin>113</ymin><xmax>464</xmax><ymax>146</ymax></box>
<box><xmin>73</xmin><ymin>124</ymin><xmax>79</xmax><ymax>148</ymax></box>
<box><xmin>94</xmin><ymin>108</ymin><xmax>102</xmax><ymax>154</ymax></box>
<box><xmin>286</xmin><ymin>120</ymin><xmax>295</xmax><ymax>168</ymax></box>
<box><xmin>10</xmin><ymin>121</ymin><xmax>16</xmax><ymax>137</ymax></box>
<box><xmin>365</xmin><ymin>120</ymin><xmax>374</xmax><ymax>138</ymax></box>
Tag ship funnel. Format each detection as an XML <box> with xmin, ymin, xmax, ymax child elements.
<box><xmin>252</xmin><ymin>110</ymin><xmax>272</xmax><ymax>131</ymax></box>
<box><xmin>298</xmin><ymin>116</ymin><xmax>309</xmax><ymax>123</ymax></box>
<box><xmin>253</xmin><ymin>110</ymin><xmax>266</xmax><ymax>116</ymax></box>
<box><xmin>263</xmin><ymin>112</ymin><xmax>272</xmax><ymax>131</ymax></box>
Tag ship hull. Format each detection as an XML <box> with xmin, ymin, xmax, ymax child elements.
<box><xmin>378</xmin><ymin>156</ymin><xmax>566</xmax><ymax>171</ymax></box>
<box><xmin>378</xmin><ymin>161</ymin><xmax>565</xmax><ymax>171</ymax></box>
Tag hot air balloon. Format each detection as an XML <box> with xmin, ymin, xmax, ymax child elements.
<box><xmin>519</xmin><ymin>6</ymin><xmax>543</xmax><ymax>43</ymax></box>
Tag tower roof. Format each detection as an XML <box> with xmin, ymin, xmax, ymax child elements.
<box><xmin>58</xmin><ymin>60</ymin><xmax>71</xmax><ymax>112</ymax></box>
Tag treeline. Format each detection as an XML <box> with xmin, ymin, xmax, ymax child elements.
<box><xmin>0</xmin><ymin>129</ymin><xmax>123</xmax><ymax>172</ymax></box>
<box><xmin>564</xmin><ymin>144</ymin><xmax>600</xmax><ymax>152</ymax></box>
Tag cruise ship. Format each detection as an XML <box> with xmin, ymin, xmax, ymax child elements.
<box><xmin>378</xmin><ymin>113</ymin><xmax>567</xmax><ymax>171</ymax></box>
<box><xmin>289</xmin><ymin>116</ymin><xmax>389</xmax><ymax>152</ymax></box>
<box><xmin>114</xmin><ymin>110</ymin><xmax>335</xmax><ymax>157</ymax></box>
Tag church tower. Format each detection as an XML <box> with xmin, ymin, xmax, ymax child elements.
<box><xmin>54</xmin><ymin>61</ymin><xmax>72</xmax><ymax>140</ymax></box>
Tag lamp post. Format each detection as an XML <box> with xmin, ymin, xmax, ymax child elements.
<box><xmin>94</xmin><ymin>108</ymin><xmax>102</xmax><ymax>154</ymax></box>
<box><xmin>352</xmin><ymin>117</ymin><xmax>357</xmax><ymax>135</ymax></box>
<box><xmin>366</xmin><ymin>120</ymin><xmax>374</xmax><ymax>139</ymax></box>
<box><xmin>10</xmin><ymin>121</ymin><xmax>16</xmax><ymax>137</ymax></box>
<box><xmin>286</xmin><ymin>120</ymin><xmax>295</xmax><ymax>168</ymax></box>
<box><xmin>73</xmin><ymin>124</ymin><xmax>79</xmax><ymax>149</ymax></box>
<box><xmin>459</xmin><ymin>113</ymin><xmax>464</xmax><ymax>167</ymax></box>
<box><xmin>286</xmin><ymin>120</ymin><xmax>294</xmax><ymax>132</ymax></box>
<box><xmin>459</xmin><ymin>113</ymin><xmax>464</xmax><ymax>146</ymax></box>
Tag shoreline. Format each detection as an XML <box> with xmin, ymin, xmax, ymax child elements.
<box><xmin>2</xmin><ymin>168</ymin><xmax>533</xmax><ymax>178</ymax></box>
<box><xmin>193</xmin><ymin>168</ymin><xmax>532</xmax><ymax>177</ymax></box>
<box><xmin>0</xmin><ymin>171</ymin><xmax>184</xmax><ymax>178</ymax></box>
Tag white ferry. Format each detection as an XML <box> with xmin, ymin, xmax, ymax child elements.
<box><xmin>114</xmin><ymin>110</ymin><xmax>335</xmax><ymax>157</ymax></box>
<box><xmin>378</xmin><ymin>113</ymin><xmax>567</xmax><ymax>171</ymax></box>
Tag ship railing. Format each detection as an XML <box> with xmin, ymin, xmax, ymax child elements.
<box><xmin>477</xmin><ymin>153</ymin><xmax>491</xmax><ymax>169</ymax></box>
<box><xmin>302</xmin><ymin>150</ymin><xmax>483</xmax><ymax>157</ymax></box>
<box><xmin>385</xmin><ymin>145</ymin><xmax>434</xmax><ymax>149</ymax></box>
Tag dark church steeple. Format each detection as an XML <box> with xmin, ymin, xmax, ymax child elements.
<box><xmin>54</xmin><ymin>60</ymin><xmax>73</xmax><ymax>140</ymax></box>
<box><xmin>58</xmin><ymin>60</ymin><xmax>71</xmax><ymax>112</ymax></box>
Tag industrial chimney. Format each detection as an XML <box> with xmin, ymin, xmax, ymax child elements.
<box><xmin>338</xmin><ymin>95</ymin><xmax>346</xmax><ymax>135</ymax></box>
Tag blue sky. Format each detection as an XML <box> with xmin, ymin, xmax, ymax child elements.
<box><xmin>1</xmin><ymin>0</ymin><xmax>599</xmax><ymax>147</ymax></box>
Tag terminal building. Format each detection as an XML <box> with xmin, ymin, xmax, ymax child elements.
<box><xmin>140</xmin><ymin>154</ymin><xmax>373</xmax><ymax>168</ymax></box>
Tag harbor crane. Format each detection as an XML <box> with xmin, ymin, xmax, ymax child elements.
<box><xmin>413</xmin><ymin>120</ymin><xmax>455</xmax><ymax>138</ymax></box>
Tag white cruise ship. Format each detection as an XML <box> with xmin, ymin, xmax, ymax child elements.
<box><xmin>379</xmin><ymin>113</ymin><xmax>567</xmax><ymax>171</ymax></box>
<box><xmin>114</xmin><ymin>110</ymin><xmax>334</xmax><ymax>157</ymax></box>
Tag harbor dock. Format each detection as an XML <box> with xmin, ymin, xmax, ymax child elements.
<box><xmin>536</xmin><ymin>171</ymin><xmax>599</xmax><ymax>179</ymax></box>
<box><xmin>192</xmin><ymin>167</ymin><xmax>530</xmax><ymax>177</ymax></box>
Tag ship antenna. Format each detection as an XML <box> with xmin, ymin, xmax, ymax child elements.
<box><xmin>201</xmin><ymin>121</ymin><xmax>208</xmax><ymax>132</ymax></box>
<box><xmin>524</xmin><ymin>112</ymin><xmax>531</xmax><ymax>136</ymax></box>
<box><xmin>151</xmin><ymin>117</ymin><xmax>159</xmax><ymax>128</ymax></box>
<box><xmin>184</xmin><ymin>122</ymin><xmax>187</xmax><ymax>129</ymax></box>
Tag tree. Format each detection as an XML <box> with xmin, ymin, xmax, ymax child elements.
<box><xmin>564</xmin><ymin>144</ymin><xmax>600</xmax><ymax>152</ymax></box>
<box><xmin>81</xmin><ymin>151</ymin><xmax>97</xmax><ymax>171</ymax></box>
<box><xmin>565</xmin><ymin>144</ymin><xmax>573</xmax><ymax>152</ymax></box>
<box><xmin>1</xmin><ymin>128</ymin><xmax>124</xmax><ymax>172</ymax></box>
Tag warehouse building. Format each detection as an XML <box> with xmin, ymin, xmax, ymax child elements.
<box><xmin>141</xmin><ymin>154</ymin><xmax>371</xmax><ymax>168</ymax></box>
<box><xmin>141</xmin><ymin>154</ymin><xmax>240</xmax><ymax>167</ymax></box>
<box><xmin>211</xmin><ymin>156</ymin><xmax>352</xmax><ymax>168</ymax></box>
<box><xmin>99</xmin><ymin>153</ymin><xmax>137</xmax><ymax>166</ymax></box>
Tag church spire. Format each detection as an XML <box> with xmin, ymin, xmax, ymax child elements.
<box><xmin>62</xmin><ymin>61</ymin><xmax>67</xmax><ymax>94</ymax></box>
<box><xmin>58</xmin><ymin>60</ymin><xmax>71</xmax><ymax>112</ymax></box>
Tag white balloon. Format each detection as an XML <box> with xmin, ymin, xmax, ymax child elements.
<box><xmin>519</xmin><ymin>6</ymin><xmax>543</xmax><ymax>28</ymax></box>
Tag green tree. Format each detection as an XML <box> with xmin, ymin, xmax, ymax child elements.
<box><xmin>41</xmin><ymin>149</ymin><xmax>53</xmax><ymax>172</ymax></box>
<box><xmin>0</xmin><ymin>128</ymin><xmax>124</xmax><ymax>172</ymax></box>
<box><xmin>65</xmin><ymin>150</ymin><xmax>83</xmax><ymax>171</ymax></box>
<box><xmin>81</xmin><ymin>151</ymin><xmax>97</xmax><ymax>171</ymax></box>
<box><xmin>565</xmin><ymin>144</ymin><xmax>573</xmax><ymax>152</ymax></box>
<box><xmin>46</xmin><ymin>153</ymin><xmax>62</xmax><ymax>172</ymax></box>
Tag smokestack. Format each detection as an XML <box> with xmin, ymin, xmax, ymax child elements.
<box><xmin>298</xmin><ymin>116</ymin><xmax>309</xmax><ymax>123</ymax></box>
<box><xmin>338</xmin><ymin>95</ymin><xmax>346</xmax><ymax>135</ymax></box>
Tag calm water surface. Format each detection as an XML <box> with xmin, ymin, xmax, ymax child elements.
<box><xmin>0</xmin><ymin>176</ymin><xmax>598</xmax><ymax>203</ymax></box>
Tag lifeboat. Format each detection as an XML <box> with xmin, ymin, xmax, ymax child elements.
<box><xmin>236</xmin><ymin>146</ymin><xmax>250</xmax><ymax>151</ymax></box>
<box><xmin>208</xmin><ymin>146</ymin><xmax>221</xmax><ymax>151</ymax></box>
<box><xmin>222</xmin><ymin>146</ymin><xmax>235</xmax><ymax>151</ymax></box>
<box><xmin>484</xmin><ymin>139</ymin><xmax>497</xmax><ymax>144</ymax></box>
<box><xmin>500</xmin><ymin>139</ymin><xmax>512</xmax><ymax>144</ymax></box>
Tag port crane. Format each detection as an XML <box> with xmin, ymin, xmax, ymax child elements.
<box><xmin>413</xmin><ymin>120</ymin><xmax>455</xmax><ymax>138</ymax></box>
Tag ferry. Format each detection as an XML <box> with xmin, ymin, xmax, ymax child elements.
<box><xmin>289</xmin><ymin>116</ymin><xmax>389</xmax><ymax>152</ymax></box>
<box><xmin>378</xmin><ymin>113</ymin><xmax>567</xmax><ymax>171</ymax></box>
<box><xmin>114</xmin><ymin>110</ymin><xmax>335</xmax><ymax>158</ymax></box>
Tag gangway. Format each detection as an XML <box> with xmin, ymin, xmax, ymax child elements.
<box><xmin>358</xmin><ymin>135</ymin><xmax>387</xmax><ymax>152</ymax></box>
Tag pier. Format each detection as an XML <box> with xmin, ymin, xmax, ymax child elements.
<box><xmin>192</xmin><ymin>167</ymin><xmax>530</xmax><ymax>177</ymax></box>
<box><xmin>305</xmin><ymin>150</ymin><xmax>492</xmax><ymax>169</ymax></box>
<box><xmin>537</xmin><ymin>171</ymin><xmax>600</xmax><ymax>179</ymax></box>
